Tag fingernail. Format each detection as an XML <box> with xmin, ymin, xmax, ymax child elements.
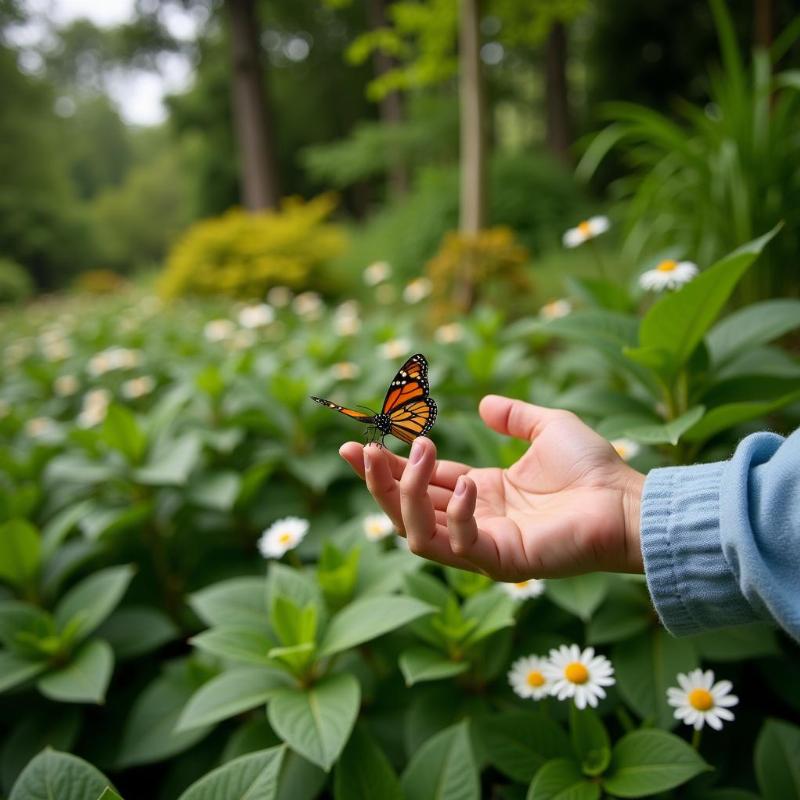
<box><xmin>410</xmin><ymin>439</ymin><xmax>423</xmax><ymax>465</ymax></box>
<box><xmin>454</xmin><ymin>477</ymin><xmax>466</xmax><ymax>496</ymax></box>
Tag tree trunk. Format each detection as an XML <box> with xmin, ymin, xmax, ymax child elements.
<box><xmin>367</xmin><ymin>0</ymin><xmax>409</xmax><ymax>196</ymax></box>
<box><xmin>545</xmin><ymin>21</ymin><xmax>571</xmax><ymax>164</ymax></box>
<box><xmin>226</xmin><ymin>0</ymin><xmax>280</xmax><ymax>211</ymax></box>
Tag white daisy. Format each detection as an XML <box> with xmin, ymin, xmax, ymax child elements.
<box><xmin>610</xmin><ymin>438</ymin><xmax>641</xmax><ymax>461</ymax></box>
<box><xmin>266</xmin><ymin>286</ymin><xmax>293</xmax><ymax>308</ymax></box>
<box><xmin>332</xmin><ymin>362</ymin><xmax>360</xmax><ymax>380</ymax></box>
<box><xmin>508</xmin><ymin>655</ymin><xmax>552</xmax><ymax>700</ymax></box>
<box><xmin>434</xmin><ymin>323</ymin><xmax>464</xmax><ymax>344</ymax></box>
<box><xmin>121</xmin><ymin>376</ymin><xmax>156</xmax><ymax>400</ymax></box>
<box><xmin>403</xmin><ymin>278</ymin><xmax>432</xmax><ymax>304</ymax></box>
<box><xmin>363</xmin><ymin>512</ymin><xmax>394</xmax><ymax>541</ymax></box>
<box><xmin>204</xmin><ymin>319</ymin><xmax>236</xmax><ymax>343</ymax></box>
<box><xmin>77</xmin><ymin>388</ymin><xmax>112</xmax><ymax>428</ymax></box>
<box><xmin>639</xmin><ymin>259</ymin><xmax>698</xmax><ymax>292</ymax></box>
<box><xmin>238</xmin><ymin>303</ymin><xmax>275</xmax><ymax>329</ymax></box>
<box><xmin>40</xmin><ymin>336</ymin><xmax>72</xmax><ymax>362</ymax></box>
<box><xmin>293</xmin><ymin>292</ymin><xmax>324</xmax><ymax>319</ymax></box>
<box><xmin>380</xmin><ymin>338</ymin><xmax>411</xmax><ymax>360</ymax></box>
<box><xmin>563</xmin><ymin>216</ymin><xmax>610</xmax><ymax>248</ymax></box>
<box><xmin>539</xmin><ymin>299</ymin><xmax>572</xmax><ymax>320</ymax></box>
<box><xmin>54</xmin><ymin>374</ymin><xmax>80</xmax><ymax>397</ymax></box>
<box><xmin>542</xmin><ymin>644</ymin><xmax>615</xmax><ymax>709</ymax></box>
<box><xmin>228</xmin><ymin>330</ymin><xmax>257</xmax><ymax>351</ymax></box>
<box><xmin>363</xmin><ymin>261</ymin><xmax>392</xmax><ymax>286</ymax></box>
<box><xmin>333</xmin><ymin>302</ymin><xmax>361</xmax><ymax>337</ymax></box>
<box><xmin>667</xmin><ymin>669</ymin><xmax>738</xmax><ymax>731</ymax></box>
<box><xmin>500</xmin><ymin>579</ymin><xmax>546</xmax><ymax>600</ymax></box>
<box><xmin>25</xmin><ymin>416</ymin><xmax>58</xmax><ymax>439</ymax></box>
<box><xmin>257</xmin><ymin>517</ymin><xmax>309</xmax><ymax>559</ymax></box>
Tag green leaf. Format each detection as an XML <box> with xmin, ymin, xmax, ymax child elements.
<box><xmin>102</xmin><ymin>405</ymin><xmax>147</xmax><ymax>464</ymax></box>
<box><xmin>95</xmin><ymin>606</ymin><xmax>178</xmax><ymax>660</ymax></box>
<box><xmin>689</xmin><ymin>624</ymin><xmax>780</xmax><ymax>662</ymax></box>
<box><xmin>403</xmin><ymin>570</ymin><xmax>451</xmax><ymax>608</ymax></box>
<box><xmin>9</xmin><ymin>749</ymin><xmax>114</xmax><ymax>800</ymax></box>
<box><xmin>461</xmin><ymin>587</ymin><xmax>517</xmax><ymax>646</ymax></box>
<box><xmin>603</xmin><ymin>729</ymin><xmax>710</xmax><ymax>797</ymax></box>
<box><xmin>399</xmin><ymin>646</ymin><xmax>469</xmax><ymax>686</ymax></box>
<box><xmin>613</xmin><ymin>629</ymin><xmax>698</xmax><ymax>728</ymax></box>
<box><xmin>0</xmin><ymin>519</ymin><xmax>41</xmax><ymax>591</ymax></box>
<box><xmin>268</xmin><ymin>672</ymin><xmax>360</xmax><ymax>771</ymax></box>
<box><xmin>478</xmin><ymin>711</ymin><xmax>571</xmax><ymax>783</ymax></box>
<box><xmin>622</xmin><ymin>406</ymin><xmax>705</xmax><ymax>446</ymax></box>
<box><xmin>526</xmin><ymin>758</ymin><xmax>599</xmax><ymax>800</ymax></box>
<box><xmin>54</xmin><ymin>565</ymin><xmax>135</xmax><ymax>643</ymax></box>
<box><xmin>684</xmin><ymin>392</ymin><xmax>800</xmax><ymax>444</ymax></box>
<box><xmin>546</xmin><ymin>574</ymin><xmax>610</xmax><ymax>621</ymax></box>
<box><xmin>272</xmin><ymin>596</ymin><xmax>318</xmax><ymax>648</ymax></box>
<box><xmin>0</xmin><ymin>650</ymin><xmax>47</xmax><ymax>694</ymax></box>
<box><xmin>318</xmin><ymin>595</ymin><xmax>434</xmax><ymax>658</ymax></box>
<box><xmin>586</xmin><ymin>581</ymin><xmax>652</xmax><ymax>645</ymax></box>
<box><xmin>570</xmin><ymin>705</ymin><xmax>610</xmax><ymax>776</ymax></box>
<box><xmin>0</xmin><ymin>602</ymin><xmax>54</xmax><ymax>656</ymax></box>
<box><xmin>188</xmin><ymin>472</ymin><xmax>242</xmax><ymax>512</ymax></box>
<box><xmin>401</xmin><ymin>721</ymin><xmax>479</xmax><ymax>800</ymax></box>
<box><xmin>133</xmin><ymin>434</ymin><xmax>201</xmax><ymax>486</ymax></box>
<box><xmin>267</xmin><ymin>563</ymin><xmax>323</xmax><ymax>620</ymax></box>
<box><xmin>177</xmin><ymin>666</ymin><xmax>288</xmax><ymax>732</ymax></box>
<box><xmin>638</xmin><ymin>227</ymin><xmax>780</xmax><ymax>373</ymax></box>
<box><xmin>190</xmin><ymin>625</ymin><xmax>274</xmax><ymax>666</ymax></box>
<box><xmin>333</xmin><ymin>724</ymin><xmax>403</xmax><ymax>800</ymax></box>
<box><xmin>116</xmin><ymin>666</ymin><xmax>212</xmax><ymax>767</ymax></box>
<box><xmin>444</xmin><ymin>567</ymin><xmax>492</xmax><ymax>598</ymax></box>
<box><xmin>177</xmin><ymin>746</ymin><xmax>285</xmax><ymax>800</ymax></box>
<box><xmin>38</xmin><ymin>639</ymin><xmax>114</xmax><ymax>704</ymax></box>
<box><xmin>189</xmin><ymin>576</ymin><xmax>267</xmax><ymax>629</ymax></box>
<box><xmin>706</xmin><ymin>299</ymin><xmax>800</xmax><ymax>366</ymax></box>
<box><xmin>755</xmin><ymin>718</ymin><xmax>800</xmax><ymax>800</ymax></box>
<box><xmin>96</xmin><ymin>790</ymin><xmax>123</xmax><ymax>800</ymax></box>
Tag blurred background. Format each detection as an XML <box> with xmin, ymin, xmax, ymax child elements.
<box><xmin>2</xmin><ymin>0</ymin><xmax>798</xmax><ymax>308</ymax></box>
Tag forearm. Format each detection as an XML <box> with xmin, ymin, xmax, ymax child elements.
<box><xmin>638</xmin><ymin>430</ymin><xmax>800</xmax><ymax>641</ymax></box>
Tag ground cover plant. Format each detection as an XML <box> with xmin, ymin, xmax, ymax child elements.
<box><xmin>1</xmin><ymin>227</ymin><xmax>799</xmax><ymax>799</ymax></box>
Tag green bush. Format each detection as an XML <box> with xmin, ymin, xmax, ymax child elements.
<box><xmin>0</xmin><ymin>257</ymin><xmax>33</xmax><ymax>304</ymax></box>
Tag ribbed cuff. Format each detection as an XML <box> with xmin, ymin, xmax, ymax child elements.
<box><xmin>641</xmin><ymin>462</ymin><xmax>759</xmax><ymax>636</ymax></box>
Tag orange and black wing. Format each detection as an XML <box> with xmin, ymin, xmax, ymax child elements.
<box><xmin>310</xmin><ymin>396</ymin><xmax>374</xmax><ymax>425</ymax></box>
<box><xmin>388</xmin><ymin>397</ymin><xmax>438</xmax><ymax>444</ymax></box>
<box><xmin>381</xmin><ymin>353</ymin><xmax>430</xmax><ymax>415</ymax></box>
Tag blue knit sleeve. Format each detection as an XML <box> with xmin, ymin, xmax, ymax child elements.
<box><xmin>640</xmin><ymin>429</ymin><xmax>800</xmax><ymax>641</ymax></box>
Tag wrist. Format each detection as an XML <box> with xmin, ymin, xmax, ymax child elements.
<box><xmin>621</xmin><ymin>468</ymin><xmax>645</xmax><ymax>573</ymax></box>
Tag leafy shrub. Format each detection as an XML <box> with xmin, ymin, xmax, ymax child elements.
<box><xmin>0</xmin><ymin>257</ymin><xmax>33</xmax><ymax>304</ymax></box>
<box><xmin>72</xmin><ymin>269</ymin><xmax>128</xmax><ymax>295</ymax></box>
<box><xmin>159</xmin><ymin>194</ymin><xmax>348</xmax><ymax>300</ymax></box>
<box><xmin>426</xmin><ymin>226</ymin><xmax>531</xmax><ymax>319</ymax></box>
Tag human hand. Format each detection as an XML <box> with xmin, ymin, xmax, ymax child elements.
<box><xmin>338</xmin><ymin>395</ymin><xmax>645</xmax><ymax>582</ymax></box>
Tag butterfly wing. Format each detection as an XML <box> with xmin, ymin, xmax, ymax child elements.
<box><xmin>381</xmin><ymin>353</ymin><xmax>430</xmax><ymax>415</ymax></box>
<box><xmin>388</xmin><ymin>397</ymin><xmax>438</xmax><ymax>444</ymax></box>
<box><xmin>310</xmin><ymin>396</ymin><xmax>374</xmax><ymax>424</ymax></box>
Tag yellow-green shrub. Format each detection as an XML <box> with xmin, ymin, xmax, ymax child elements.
<box><xmin>159</xmin><ymin>194</ymin><xmax>348</xmax><ymax>299</ymax></box>
<box><xmin>73</xmin><ymin>269</ymin><xmax>128</xmax><ymax>295</ymax></box>
<box><xmin>426</xmin><ymin>226</ymin><xmax>531</xmax><ymax>319</ymax></box>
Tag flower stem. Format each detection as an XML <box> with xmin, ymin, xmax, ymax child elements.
<box><xmin>616</xmin><ymin>706</ymin><xmax>636</xmax><ymax>732</ymax></box>
<box><xmin>691</xmin><ymin>727</ymin><xmax>703</xmax><ymax>750</ymax></box>
<box><xmin>587</xmin><ymin>239</ymin><xmax>607</xmax><ymax>279</ymax></box>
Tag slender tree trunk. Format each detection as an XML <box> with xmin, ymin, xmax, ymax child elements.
<box><xmin>459</xmin><ymin>0</ymin><xmax>486</xmax><ymax>233</ymax></box>
<box><xmin>456</xmin><ymin>0</ymin><xmax>487</xmax><ymax>310</ymax></box>
<box><xmin>368</xmin><ymin>0</ymin><xmax>409</xmax><ymax>196</ymax></box>
<box><xmin>226</xmin><ymin>0</ymin><xmax>280</xmax><ymax>210</ymax></box>
<box><xmin>545</xmin><ymin>21</ymin><xmax>572</xmax><ymax>164</ymax></box>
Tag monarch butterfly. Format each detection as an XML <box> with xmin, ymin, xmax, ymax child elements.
<box><xmin>311</xmin><ymin>353</ymin><xmax>437</xmax><ymax>446</ymax></box>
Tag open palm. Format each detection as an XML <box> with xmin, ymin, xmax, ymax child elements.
<box><xmin>339</xmin><ymin>395</ymin><xmax>644</xmax><ymax>582</ymax></box>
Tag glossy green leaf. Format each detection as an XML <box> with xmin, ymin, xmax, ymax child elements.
<box><xmin>0</xmin><ymin>651</ymin><xmax>47</xmax><ymax>694</ymax></box>
<box><xmin>189</xmin><ymin>577</ymin><xmax>267</xmax><ymax>629</ymax></box>
<box><xmin>570</xmin><ymin>705</ymin><xmax>610</xmax><ymax>776</ymax></box>
<box><xmin>190</xmin><ymin>625</ymin><xmax>274</xmax><ymax>666</ymax></box>
<box><xmin>318</xmin><ymin>595</ymin><xmax>434</xmax><ymax>657</ymax></box>
<box><xmin>622</xmin><ymin>405</ymin><xmax>705</xmax><ymax>446</ymax></box>
<box><xmin>0</xmin><ymin>519</ymin><xmax>41</xmax><ymax>591</ymax></box>
<box><xmin>461</xmin><ymin>587</ymin><xmax>517</xmax><ymax>646</ymax></box>
<box><xmin>546</xmin><ymin>574</ymin><xmax>610</xmax><ymax>621</ymax></box>
<box><xmin>526</xmin><ymin>758</ymin><xmax>599</xmax><ymax>800</ymax></box>
<box><xmin>689</xmin><ymin>624</ymin><xmax>780</xmax><ymax>662</ymax></box>
<box><xmin>95</xmin><ymin>606</ymin><xmax>178</xmax><ymax>660</ymax></box>
<box><xmin>133</xmin><ymin>434</ymin><xmax>201</xmax><ymax>486</ymax></box>
<box><xmin>603</xmin><ymin>729</ymin><xmax>709</xmax><ymax>796</ymax></box>
<box><xmin>177</xmin><ymin>746</ymin><xmax>285</xmax><ymax>800</ymax></box>
<box><xmin>9</xmin><ymin>749</ymin><xmax>114</xmax><ymax>800</ymax></box>
<box><xmin>333</xmin><ymin>724</ymin><xmax>403</xmax><ymax>800</ymax></box>
<box><xmin>96</xmin><ymin>789</ymin><xmax>123</xmax><ymax>800</ymax></box>
<box><xmin>586</xmin><ymin>581</ymin><xmax>652</xmax><ymax>645</ymax></box>
<box><xmin>398</xmin><ymin>646</ymin><xmax>469</xmax><ymax>686</ymax></box>
<box><xmin>177</xmin><ymin>666</ymin><xmax>288</xmax><ymax>732</ymax></box>
<box><xmin>268</xmin><ymin>672</ymin><xmax>360</xmax><ymax>771</ymax></box>
<box><xmin>102</xmin><ymin>405</ymin><xmax>147</xmax><ymax>464</ymax></box>
<box><xmin>755</xmin><ymin>718</ymin><xmax>800</xmax><ymax>800</ymax></box>
<box><xmin>401</xmin><ymin>721</ymin><xmax>479</xmax><ymax>800</ymax></box>
<box><xmin>38</xmin><ymin>639</ymin><xmax>114</xmax><ymax>704</ymax></box>
<box><xmin>54</xmin><ymin>565</ymin><xmax>135</xmax><ymax>643</ymax></box>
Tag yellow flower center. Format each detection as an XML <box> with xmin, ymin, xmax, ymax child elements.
<box><xmin>657</xmin><ymin>259</ymin><xmax>678</xmax><ymax>272</ymax></box>
<box><xmin>688</xmin><ymin>688</ymin><xmax>714</xmax><ymax>711</ymax></box>
<box><xmin>613</xmin><ymin>443</ymin><xmax>628</xmax><ymax>458</ymax></box>
<box><xmin>578</xmin><ymin>221</ymin><xmax>592</xmax><ymax>236</ymax></box>
<box><xmin>565</xmin><ymin>662</ymin><xmax>589</xmax><ymax>684</ymax></box>
<box><xmin>514</xmin><ymin>581</ymin><xmax>529</xmax><ymax>589</ymax></box>
<box><xmin>526</xmin><ymin>670</ymin><xmax>545</xmax><ymax>687</ymax></box>
<box><xmin>278</xmin><ymin>532</ymin><xmax>293</xmax><ymax>545</ymax></box>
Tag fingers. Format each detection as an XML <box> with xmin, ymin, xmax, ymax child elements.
<box><xmin>399</xmin><ymin>437</ymin><xmax>439</xmax><ymax>553</ymax></box>
<box><xmin>479</xmin><ymin>395</ymin><xmax>562</xmax><ymax>442</ymax></box>
<box><xmin>363</xmin><ymin>444</ymin><xmax>406</xmax><ymax>533</ymax></box>
<box><xmin>446</xmin><ymin>476</ymin><xmax>505</xmax><ymax>574</ymax></box>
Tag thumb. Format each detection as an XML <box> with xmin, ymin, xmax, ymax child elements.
<box><xmin>479</xmin><ymin>395</ymin><xmax>559</xmax><ymax>442</ymax></box>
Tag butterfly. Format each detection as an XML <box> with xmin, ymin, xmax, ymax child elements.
<box><xmin>311</xmin><ymin>353</ymin><xmax>437</xmax><ymax>446</ymax></box>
